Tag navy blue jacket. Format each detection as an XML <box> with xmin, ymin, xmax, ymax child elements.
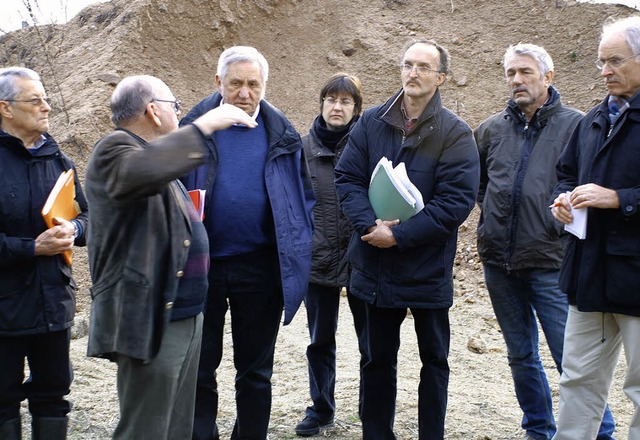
<box><xmin>555</xmin><ymin>92</ymin><xmax>640</xmax><ymax>316</ymax></box>
<box><xmin>0</xmin><ymin>131</ymin><xmax>88</xmax><ymax>336</ymax></box>
<box><xmin>180</xmin><ymin>93</ymin><xmax>314</xmax><ymax>324</ymax></box>
<box><xmin>335</xmin><ymin>89</ymin><xmax>479</xmax><ymax>308</ymax></box>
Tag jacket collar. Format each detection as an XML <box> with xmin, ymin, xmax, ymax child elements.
<box><xmin>208</xmin><ymin>92</ymin><xmax>301</xmax><ymax>158</ymax></box>
<box><xmin>380</xmin><ymin>88</ymin><xmax>443</xmax><ymax>131</ymax></box>
<box><xmin>0</xmin><ymin>130</ymin><xmax>59</xmax><ymax>157</ymax></box>
<box><xmin>505</xmin><ymin>85</ymin><xmax>561</xmax><ymax>129</ymax></box>
<box><xmin>592</xmin><ymin>89</ymin><xmax>640</xmax><ymax>130</ymax></box>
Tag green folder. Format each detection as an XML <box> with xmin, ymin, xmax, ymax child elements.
<box><xmin>368</xmin><ymin>157</ymin><xmax>423</xmax><ymax>222</ymax></box>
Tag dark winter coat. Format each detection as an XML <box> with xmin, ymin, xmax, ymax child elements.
<box><xmin>85</xmin><ymin>126</ymin><xmax>206</xmax><ymax>362</ymax></box>
<box><xmin>335</xmin><ymin>89</ymin><xmax>479</xmax><ymax>309</ymax></box>
<box><xmin>475</xmin><ymin>86</ymin><xmax>583</xmax><ymax>271</ymax></box>
<box><xmin>0</xmin><ymin>131</ymin><xmax>88</xmax><ymax>336</ymax></box>
<box><xmin>180</xmin><ymin>93</ymin><xmax>315</xmax><ymax>324</ymax></box>
<box><xmin>303</xmin><ymin>115</ymin><xmax>354</xmax><ymax>288</ymax></box>
<box><xmin>555</xmin><ymin>92</ymin><xmax>640</xmax><ymax>316</ymax></box>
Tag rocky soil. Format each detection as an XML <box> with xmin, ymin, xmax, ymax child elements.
<box><xmin>1</xmin><ymin>0</ymin><xmax>638</xmax><ymax>438</ymax></box>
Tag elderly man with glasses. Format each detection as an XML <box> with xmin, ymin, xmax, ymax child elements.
<box><xmin>551</xmin><ymin>15</ymin><xmax>640</xmax><ymax>440</ymax></box>
<box><xmin>85</xmin><ymin>75</ymin><xmax>256</xmax><ymax>440</ymax></box>
<box><xmin>335</xmin><ymin>39</ymin><xmax>479</xmax><ymax>439</ymax></box>
<box><xmin>0</xmin><ymin>67</ymin><xmax>88</xmax><ymax>440</ymax></box>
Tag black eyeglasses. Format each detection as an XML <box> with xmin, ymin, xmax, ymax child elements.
<box><xmin>151</xmin><ymin>98</ymin><xmax>182</xmax><ymax>113</ymax></box>
<box><xmin>3</xmin><ymin>97</ymin><xmax>51</xmax><ymax>106</ymax></box>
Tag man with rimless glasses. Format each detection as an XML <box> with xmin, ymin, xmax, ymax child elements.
<box><xmin>335</xmin><ymin>40</ymin><xmax>479</xmax><ymax>439</ymax></box>
<box><xmin>551</xmin><ymin>16</ymin><xmax>640</xmax><ymax>440</ymax></box>
<box><xmin>0</xmin><ymin>67</ymin><xmax>88</xmax><ymax>440</ymax></box>
<box><xmin>85</xmin><ymin>75</ymin><xmax>256</xmax><ymax>439</ymax></box>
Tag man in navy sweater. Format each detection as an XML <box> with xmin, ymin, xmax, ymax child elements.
<box><xmin>180</xmin><ymin>46</ymin><xmax>315</xmax><ymax>440</ymax></box>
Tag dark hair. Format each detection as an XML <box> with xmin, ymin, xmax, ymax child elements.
<box><xmin>402</xmin><ymin>39</ymin><xmax>450</xmax><ymax>75</ymax></box>
<box><xmin>319</xmin><ymin>72</ymin><xmax>364</xmax><ymax>116</ymax></box>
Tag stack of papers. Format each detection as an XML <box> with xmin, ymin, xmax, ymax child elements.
<box><xmin>368</xmin><ymin>157</ymin><xmax>424</xmax><ymax>222</ymax></box>
<box><xmin>564</xmin><ymin>193</ymin><xmax>587</xmax><ymax>239</ymax></box>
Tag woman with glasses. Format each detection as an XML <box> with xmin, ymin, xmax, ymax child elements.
<box><xmin>295</xmin><ymin>73</ymin><xmax>367</xmax><ymax>437</ymax></box>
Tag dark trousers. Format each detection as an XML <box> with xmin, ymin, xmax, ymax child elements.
<box><xmin>360</xmin><ymin>304</ymin><xmax>450</xmax><ymax>440</ymax></box>
<box><xmin>193</xmin><ymin>248</ymin><xmax>283</xmax><ymax>440</ymax></box>
<box><xmin>0</xmin><ymin>329</ymin><xmax>72</xmax><ymax>424</ymax></box>
<box><xmin>304</xmin><ymin>284</ymin><xmax>367</xmax><ymax>421</ymax></box>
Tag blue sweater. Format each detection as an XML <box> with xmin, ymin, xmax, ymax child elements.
<box><xmin>209</xmin><ymin>117</ymin><xmax>275</xmax><ymax>257</ymax></box>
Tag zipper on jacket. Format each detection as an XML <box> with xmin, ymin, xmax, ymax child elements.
<box><xmin>505</xmin><ymin>118</ymin><xmax>534</xmax><ymax>271</ymax></box>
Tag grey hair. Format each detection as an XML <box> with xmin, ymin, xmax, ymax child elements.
<box><xmin>216</xmin><ymin>46</ymin><xmax>269</xmax><ymax>83</ymax></box>
<box><xmin>109</xmin><ymin>75</ymin><xmax>161</xmax><ymax>126</ymax></box>
<box><xmin>503</xmin><ymin>43</ymin><xmax>554</xmax><ymax>76</ymax></box>
<box><xmin>0</xmin><ymin>67</ymin><xmax>41</xmax><ymax>101</ymax></box>
<box><xmin>602</xmin><ymin>16</ymin><xmax>640</xmax><ymax>55</ymax></box>
<box><xmin>402</xmin><ymin>39</ymin><xmax>450</xmax><ymax>75</ymax></box>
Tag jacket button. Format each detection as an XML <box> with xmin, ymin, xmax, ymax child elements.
<box><xmin>165</xmin><ymin>302</ymin><xmax>174</xmax><ymax>310</ymax></box>
<box><xmin>183</xmin><ymin>240</ymin><xmax>191</xmax><ymax>247</ymax></box>
<box><xmin>626</xmin><ymin>205</ymin><xmax>634</xmax><ymax>213</ymax></box>
<box><xmin>176</xmin><ymin>270</ymin><xmax>184</xmax><ymax>278</ymax></box>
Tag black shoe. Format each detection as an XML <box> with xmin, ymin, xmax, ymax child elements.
<box><xmin>294</xmin><ymin>416</ymin><xmax>334</xmax><ymax>437</ymax></box>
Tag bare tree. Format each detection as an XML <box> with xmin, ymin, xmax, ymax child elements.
<box><xmin>21</xmin><ymin>0</ymin><xmax>71</xmax><ymax>123</ymax></box>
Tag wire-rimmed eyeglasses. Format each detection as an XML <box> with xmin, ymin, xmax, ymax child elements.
<box><xmin>400</xmin><ymin>63</ymin><xmax>438</xmax><ymax>75</ymax></box>
<box><xmin>595</xmin><ymin>53</ymin><xmax>640</xmax><ymax>71</ymax></box>
<box><xmin>152</xmin><ymin>98</ymin><xmax>182</xmax><ymax>113</ymax></box>
<box><xmin>3</xmin><ymin>97</ymin><xmax>51</xmax><ymax>106</ymax></box>
<box><xmin>323</xmin><ymin>96</ymin><xmax>355</xmax><ymax>107</ymax></box>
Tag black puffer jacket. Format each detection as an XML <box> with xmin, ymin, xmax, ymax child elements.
<box><xmin>475</xmin><ymin>87</ymin><xmax>583</xmax><ymax>271</ymax></box>
<box><xmin>303</xmin><ymin>115</ymin><xmax>355</xmax><ymax>288</ymax></box>
<box><xmin>0</xmin><ymin>131</ymin><xmax>88</xmax><ymax>336</ymax></box>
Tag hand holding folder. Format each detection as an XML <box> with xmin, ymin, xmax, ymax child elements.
<box><xmin>41</xmin><ymin>169</ymin><xmax>80</xmax><ymax>265</ymax></box>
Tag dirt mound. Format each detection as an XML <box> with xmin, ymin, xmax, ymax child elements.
<box><xmin>1</xmin><ymin>0</ymin><xmax>637</xmax><ymax>438</ymax></box>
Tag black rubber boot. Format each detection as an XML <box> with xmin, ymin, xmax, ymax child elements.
<box><xmin>0</xmin><ymin>418</ymin><xmax>21</xmax><ymax>440</ymax></box>
<box><xmin>31</xmin><ymin>416</ymin><xmax>68</xmax><ymax>440</ymax></box>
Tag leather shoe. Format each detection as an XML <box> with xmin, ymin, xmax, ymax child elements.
<box><xmin>294</xmin><ymin>416</ymin><xmax>334</xmax><ymax>437</ymax></box>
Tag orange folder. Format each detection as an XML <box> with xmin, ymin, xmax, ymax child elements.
<box><xmin>188</xmin><ymin>189</ymin><xmax>206</xmax><ymax>221</ymax></box>
<box><xmin>41</xmin><ymin>169</ymin><xmax>79</xmax><ymax>265</ymax></box>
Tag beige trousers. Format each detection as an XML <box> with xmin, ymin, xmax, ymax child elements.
<box><xmin>554</xmin><ymin>306</ymin><xmax>640</xmax><ymax>440</ymax></box>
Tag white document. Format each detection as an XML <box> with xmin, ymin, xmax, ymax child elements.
<box><xmin>392</xmin><ymin>162</ymin><xmax>425</xmax><ymax>211</ymax></box>
<box><xmin>564</xmin><ymin>196</ymin><xmax>587</xmax><ymax>240</ymax></box>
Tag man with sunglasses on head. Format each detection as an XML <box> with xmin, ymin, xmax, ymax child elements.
<box><xmin>335</xmin><ymin>40</ymin><xmax>479</xmax><ymax>439</ymax></box>
<box><xmin>0</xmin><ymin>67</ymin><xmax>88</xmax><ymax>440</ymax></box>
<box><xmin>85</xmin><ymin>75</ymin><xmax>256</xmax><ymax>440</ymax></box>
<box><xmin>551</xmin><ymin>16</ymin><xmax>640</xmax><ymax>440</ymax></box>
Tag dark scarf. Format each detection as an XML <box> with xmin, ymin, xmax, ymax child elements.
<box><xmin>311</xmin><ymin>115</ymin><xmax>355</xmax><ymax>151</ymax></box>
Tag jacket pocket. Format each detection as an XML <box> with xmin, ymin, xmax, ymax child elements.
<box><xmin>0</xmin><ymin>270</ymin><xmax>38</xmax><ymax>331</ymax></box>
<box><xmin>604</xmin><ymin>235</ymin><xmax>640</xmax><ymax>306</ymax></box>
